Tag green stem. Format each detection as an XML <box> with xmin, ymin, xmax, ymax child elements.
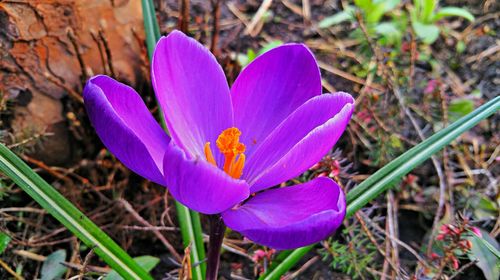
<box><xmin>175</xmin><ymin>203</ymin><xmax>204</xmax><ymax>280</ymax></box>
<box><xmin>190</xmin><ymin>211</ymin><xmax>207</xmax><ymax>275</ymax></box>
<box><xmin>141</xmin><ymin>1</ymin><xmax>206</xmax><ymax>278</ymax></box>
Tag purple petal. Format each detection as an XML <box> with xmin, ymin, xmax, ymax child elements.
<box><xmin>83</xmin><ymin>75</ymin><xmax>170</xmax><ymax>185</ymax></box>
<box><xmin>163</xmin><ymin>144</ymin><xmax>250</xmax><ymax>214</ymax></box>
<box><xmin>222</xmin><ymin>177</ymin><xmax>346</xmax><ymax>249</ymax></box>
<box><xmin>244</xmin><ymin>92</ymin><xmax>354</xmax><ymax>192</ymax></box>
<box><xmin>231</xmin><ymin>44</ymin><xmax>322</xmax><ymax>158</ymax></box>
<box><xmin>152</xmin><ymin>30</ymin><xmax>232</xmax><ymax>163</ymax></box>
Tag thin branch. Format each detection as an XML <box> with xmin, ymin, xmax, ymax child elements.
<box><xmin>178</xmin><ymin>0</ymin><xmax>190</xmax><ymax>33</ymax></box>
<box><xmin>245</xmin><ymin>0</ymin><xmax>273</xmax><ymax>36</ymax></box>
<box><xmin>210</xmin><ymin>0</ymin><xmax>222</xmax><ymax>55</ymax></box>
<box><xmin>119</xmin><ymin>198</ymin><xmax>182</xmax><ymax>262</ymax></box>
<box><xmin>358</xmin><ymin>212</ymin><xmax>432</xmax><ymax>268</ymax></box>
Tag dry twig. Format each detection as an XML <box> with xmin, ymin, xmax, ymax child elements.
<box><xmin>245</xmin><ymin>0</ymin><xmax>273</xmax><ymax>36</ymax></box>
<box><xmin>119</xmin><ymin>198</ymin><xmax>182</xmax><ymax>262</ymax></box>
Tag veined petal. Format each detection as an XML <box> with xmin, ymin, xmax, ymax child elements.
<box><xmin>222</xmin><ymin>177</ymin><xmax>346</xmax><ymax>249</ymax></box>
<box><xmin>83</xmin><ymin>75</ymin><xmax>170</xmax><ymax>185</ymax></box>
<box><xmin>152</xmin><ymin>30</ymin><xmax>232</xmax><ymax>164</ymax></box>
<box><xmin>163</xmin><ymin>144</ymin><xmax>250</xmax><ymax>214</ymax></box>
<box><xmin>245</xmin><ymin>92</ymin><xmax>354</xmax><ymax>192</ymax></box>
<box><xmin>231</xmin><ymin>44</ymin><xmax>322</xmax><ymax>159</ymax></box>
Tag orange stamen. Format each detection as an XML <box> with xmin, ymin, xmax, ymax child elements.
<box><xmin>204</xmin><ymin>142</ymin><xmax>216</xmax><ymax>166</ymax></box>
<box><xmin>229</xmin><ymin>154</ymin><xmax>245</xmax><ymax>179</ymax></box>
<box><xmin>203</xmin><ymin>127</ymin><xmax>246</xmax><ymax>179</ymax></box>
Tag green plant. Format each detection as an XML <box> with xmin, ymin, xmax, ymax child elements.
<box><xmin>320</xmin><ymin>0</ymin><xmax>474</xmax><ymax>48</ymax></box>
<box><xmin>0</xmin><ymin>177</ymin><xmax>13</xmax><ymax>201</ymax></box>
<box><xmin>467</xmin><ymin>229</ymin><xmax>500</xmax><ymax>280</ymax></box>
<box><xmin>0</xmin><ymin>232</ymin><xmax>11</xmax><ymax>254</ymax></box>
<box><xmin>40</xmin><ymin>250</ymin><xmax>68</xmax><ymax>280</ymax></box>
<box><xmin>237</xmin><ymin>40</ymin><xmax>283</xmax><ymax>67</ymax></box>
<box><xmin>104</xmin><ymin>256</ymin><xmax>160</xmax><ymax>280</ymax></box>
<box><xmin>321</xmin><ymin>225</ymin><xmax>378</xmax><ymax>279</ymax></box>
<box><xmin>319</xmin><ymin>0</ymin><xmax>405</xmax><ymax>47</ymax></box>
<box><xmin>354</xmin><ymin>0</ymin><xmax>401</xmax><ymax>25</ymax></box>
<box><xmin>411</xmin><ymin>0</ymin><xmax>474</xmax><ymax>44</ymax></box>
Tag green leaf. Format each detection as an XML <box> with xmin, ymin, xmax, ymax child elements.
<box><xmin>240</xmin><ymin>41</ymin><xmax>283</xmax><ymax>67</ymax></box>
<box><xmin>380</xmin><ymin>0</ymin><xmax>401</xmax><ymax>13</ymax></box>
<box><xmin>141</xmin><ymin>0</ymin><xmax>161</xmax><ymax>60</ymax></box>
<box><xmin>434</xmin><ymin>7</ymin><xmax>475</xmax><ymax>22</ymax></box>
<box><xmin>375</xmin><ymin>22</ymin><xmax>399</xmax><ymax>34</ymax></box>
<box><xmin>105</xmin><ymin>256</ymin><xmax>160</xmax><ymax>280</ymax></box>
<box><xmin>0</xmin><ymin>144</ymin><xmax>153</xmax><ymax>280</ymax></box>
<box><xmin>467</xmin><ymin>229</ymin><xmax>500</xmax><ymax>280</ymax></box>
<box><xmin>258</xmin><ymin>41</ymin><xmax>284</xmax><ymax>56</ymax></box>
<box><xmin>477</xmin><ymin>196</ymin><xmax>498</xmax><ymax>212</ymax></box>
<box><xmin>413</xmin><ymin>0</ymin><xmax>422</xmax><ymax>15</ymax></box>
<box><xmin>175</xmin><ymin>203</ymin><xmax>204</xmax><ymax>280</ymax></box>
<box><xmin>449</xmin><ymin>98</ymin><xmax>474</xmax><ymax>122</ymax></box>
<box><xmin>473</xmin><ymin>195</ymin><xmax>498</xmax><ymax>220</ymax></box>
<box><xmin>471</xmin><ymin>231</ymin><xmax>500</xmax><ymax>259</ymax></box>
<box><xmin>354</xmin><ymin>0</ymin><xmax>371</xmax><ymax>10</ymax></box>
<box><xmin>41</xmin><ymin>250</ymin><xmax>67</xmax><ymax>280</ymax></box>
<box><xmin>456</xmin><ymin>40</ymin><xmax>466</xmax><ymax>53</ymax></box>
<box><xmin>258</xmin><ymin>246</ymin><xmax>313</xmax><ymax>280</ymax></box>
<box><xmin>190</xmin><ymin>210</ymin><xmax>207</xmax><ymax>277</ymax></box>
<box><xmin>389</xmin><ymin>134</ymin><xmax>403</xmax><ymax>149</ymax></box>
<box><xmin>318</xmin><ymin>8</ymin><xmax>355</xmax><ymax>28</ymax></box>
<box><xmin>236</xmin><ymin>53</ymin><xmax>249</xmax><ymax>67</ymax></box>
<box><xmin>260</xmin><ymin>96</ymin><xmax>500</xmax><ymax>279</ymax></box>
<box><xmin>366</xmin><ymin>3</ymin><xmax>386</xmax><ymax>24</ymax></box>
<box><xmin>375</xmin><ymin>22</ymin><xmax>402</xmax><ymax>45</ymax></box>
<box><xmin>412</xmin><ymin>21</ymin><xmax>440</xmax><ymax>44</ymax></box>
<box><xmin>247</xmin><ymin>49</ymin><xmax>257</xmax><ymax>61</ymax></box>
<box><xmin>422</xmin><ymin>0</ymin><xmax>437</xmax><ymax>22</ymax></box>
<box><xmin>240</xmin><ymin>49</ymin><xmax>256</xmax><ymax>66</ymax></box>
<box><xmin>0</xmin><ymin>232</ymin><xmax>11</xmax><ymax>254</ymax></box>
<box><xmin>258</xmin><ymin>249</ymin><xmax>293</xmax><ymax>279</ymax></box>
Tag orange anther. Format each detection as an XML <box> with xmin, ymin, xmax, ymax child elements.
<box><xmin>204</xmin><ymin>142</ymin><xmax>217</xmax><ymax>166</ymax></box>
<box><xmin>229</xmin><ymin>153</ymin><xmax>245</xmax><ymax>179</ymax></box>
<box><xmin>204</xmin><ymin>127</ymin><xmax>246</xmax><ymax>179</ymax></box>
<box><xmin>216</xmin><ymin>127</ymin><xmax>245</xmax><ymax>155</ymax></box>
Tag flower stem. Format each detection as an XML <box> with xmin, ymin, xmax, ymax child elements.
<box><xmin>206</xmin><ymin>215</ymin><xmax>226</xmax><ymax>280</ymax></box>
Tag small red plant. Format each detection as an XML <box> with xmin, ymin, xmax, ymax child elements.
<box><xmin>430</xmin><ymin>218</ymin><xmax>477</xmax><ymax>276</ymax></box>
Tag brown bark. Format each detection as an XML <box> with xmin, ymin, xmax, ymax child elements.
<box><xmin>0</xmin><ymin>0</ymin><xmax>148</xmax><ymax>165</ymax></box>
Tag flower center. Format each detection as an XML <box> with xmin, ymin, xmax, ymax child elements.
<box><xmin>204</xmin><ymin>127</ymin><xmax>246</xmax><ymax>179</ymax></box>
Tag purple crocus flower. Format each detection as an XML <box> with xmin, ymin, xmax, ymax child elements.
<box><xmin>83</xmin><ymin>30</ymin><xmax>353</xmax><ymax>250</ymax></box>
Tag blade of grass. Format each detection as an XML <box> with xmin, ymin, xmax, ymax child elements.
<box><xmin>260</xmin><ymin>96</ymin><xmax>499</xmax><ymax>280</ymax></box>
<box><xmin>346</xmin><ymin>96</ymin><xmax>498</xmax><ymax>216</ymax></box>
<box><xmin>0</xmin><ymin>144</ymin><xmax>152</xmax><ymax>280</ymax></box>
<box><xmin>141</xmin><ymin>1</ymin><xmax>206</xmax><ymax>278</ymax></box>
<box><xmin>259</xmin><ymin>246</ymin><xmax>313</xmax><ymax>279</ymax></box>
<box><xmin>190</xmin><ymin>211</ymin><xmax>207</xmax><ymax>276</ymax></box>
<box><xmin>175</xmin><ymin>203</ymin><xmax>204</xmax><ymax>280</ymax></box>
<box><xmin>346</xmin><ymin>95</ymin><xmax>497</xmax><ymax>204</ymax></box>
<box><xmin>141</xmin><ymin>0</ymin><xmax>160</xmax><ymax>60</ymax></box>
<box><xmin>259</xmin><ymin>249</ymin><xmax>293</xmax><ymax>275</ymax></box>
